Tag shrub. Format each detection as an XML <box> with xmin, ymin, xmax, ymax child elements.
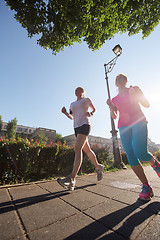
<box><xmin>0</xmin><ymin>138</ymin><xmax>128</xmax><ymax>185</ymax></box>
<box><xmin>0</xmin><ymin>138</ymin><xmax>76</xmax><ymax>184</ymax></box>
<box><xmin>81</xmin><ymin>144</ymin><xmax>112</xmax><ymax>173</ymax></box>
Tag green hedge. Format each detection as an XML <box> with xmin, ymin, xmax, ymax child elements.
<box><xmin>1</xmin><ymin>136</ymin><xmax>159</xmax><ymax>185</ymax></box>
<box><xmin>0</xmin><ymin>138</ymin><xmax>74</xmax><ymax>184</ymax></box>
<box><xmin>0</xmin><ymin>138</ymin><xmax>112</xmax><ymax>185</ymax></box>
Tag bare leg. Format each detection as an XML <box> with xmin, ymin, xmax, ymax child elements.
<box><xmin>71</xmin><ymin>134</ymin><xmax>87</xmax><ymax>181</ymax></box>
<box><xmin>83</xmin><ymin>139</ymin><xmax>99</xmax><ymax>168</ymax></box>
<box><xmin>131</xmin><ymin>163</ymin><xmax>149</xmax><ymax>184</ymax></box>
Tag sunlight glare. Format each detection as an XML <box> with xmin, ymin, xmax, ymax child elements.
<box><xmin>146</xmin><ymin>92</ymin><xmax>160</xmax><ymax>106</ymax></box>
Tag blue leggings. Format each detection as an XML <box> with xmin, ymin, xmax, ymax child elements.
<box><xmin>119</xmin><ymin>122</ymin><xmax>153</xmax><ymax>166</ymax></box>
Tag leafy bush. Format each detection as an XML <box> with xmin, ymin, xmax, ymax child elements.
<box><xmin>0</xmin><ymin>137</ymin><xmax>43</xmax><ymax>184</ymax></box>
<box><xmin>0</xmin><ymin>137</ymin><xmax>125</xmax><ymax>185</ymax></box>
<box><xmin>81</xmin><ymin>144</ymin><xmax>113</xmax><ymax>173</ymax></box>
<box><xmin>0</xmin><ymin>138</ymin><xmax>76</xmax><ymax>184</ymax></box>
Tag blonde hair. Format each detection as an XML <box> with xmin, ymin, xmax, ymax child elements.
<box><xmin>116</xmin><ymin>74</ymin><xmax>128</xmax><ymax>86</ymax></box>
<box><xmin>75</xmin><ymin>87</ymin><xmax>85</xmax><ymax>97</ymax></box>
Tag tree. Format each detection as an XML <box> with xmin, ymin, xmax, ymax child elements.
<box><xmin>6</xmin><ymin>117</ymin><xmax>18</xmax><ymax>139</ymax></box>
<box><xmin>55</xmin><ymin>133</ymin><xmax>64</xmax><ymax>143</ymax></box>
<box><xmin>35</xmin><ymin>132</ymin><xmax>48</xmax><ymax>145</ymax></box>
<box><xmin>0</xmin><ymin>115</ymin><xmax>2</xmax><ymax>131</ymax></box>
<box><xmin>5</xmin><ymin>0</ymin><xmax>160</xmax><ymax>54</ymax></box>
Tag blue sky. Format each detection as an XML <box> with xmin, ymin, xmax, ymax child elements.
<box><xmin>1</xmin><ymin>1</ymin><xmax>160</xmax><ymax>144</ymax></box>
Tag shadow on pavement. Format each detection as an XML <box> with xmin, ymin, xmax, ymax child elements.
<box><xmin>65</xmin><ymin>201</ymin><xmax>160</xmax><ymax>240</ymax></box>
<box><xmin>0</xmin><ymin>183</ymin><xmax>96</xmax><ymax>214</ymax></box>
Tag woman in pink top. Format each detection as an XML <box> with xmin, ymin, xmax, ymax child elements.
<box><xmin>57</xmin><ymin>87</ymin><xmax>104</xmax><ymax>190</ymax></box>
<box><xmin>107</xmin><ymin>73</ymin><xmax>160</xmax><ymax>201</ymax></box>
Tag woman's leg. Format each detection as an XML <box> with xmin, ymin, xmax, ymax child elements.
<box><xmin>131</xmin><ymin>164</ymin><xmax>149</xmax><ymax>184</ymax></box>
<box><xmin>119</xmin><ymin>125</ymin><xmax>149</xmax><ymax>184</ymax></box>
<box><xmin>132</xmin><ymin>122</ymin><xmax>160</xmax><ymax>177</ymax></box>
<box><xmin>83</xmin><ymin>139</ymin><xmax>104</xmax><ymax>181</ymax></box>
<box><xmin>132</xmin><ymin>122</ymin><xmax>152</xmax><ymax>162</ymax></box>
<box><xmin>83</xmin><ymin>139</ymin><xmax>99</xmax><ymax>168</ymax></box>
<box><xmin>119</xmin><ymin>124</ymin><xmax>153</xmax><ymax>200</ymax></box>
<box><xmin>71</xmin><ymin>134</ymin><xmax>87</xmax><ymax>181</ymax></box>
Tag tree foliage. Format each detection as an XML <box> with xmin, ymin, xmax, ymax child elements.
<box><xmin>6</xmin><ymin>117</ymin><xmax>18</xmax><ymax>139</ymax></box>
<box><xmin>0</xmin><ymin>115</ymin><xmax>2</xmax><ymax>131</ymax></box>
<box><xmin>5</xmin><ymin>0</ymin><xmax>160</xmax><ymax>54</ymax></box>
<box><xmin>35</xmin><ymin>132</ymin><xmax>48</xmax><ymax>145</ymax></box>
<box><xmin>55</xmin><ymin>133</ymin><xmax>64</xmax><ymax>143</ymax></box>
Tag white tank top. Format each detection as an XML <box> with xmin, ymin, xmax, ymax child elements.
<box><xmin>70</xmin><ymin>98</ymin><xmax>91</xmax><ymax>128</ymax></box>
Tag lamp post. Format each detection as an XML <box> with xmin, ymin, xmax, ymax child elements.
<box><xmin>104</xmin><ymin>45</ymin><xmax>126</xmax><ymax>169</ymax></box>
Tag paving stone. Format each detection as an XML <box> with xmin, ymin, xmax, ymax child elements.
<box><xmin>1</xmin><ymin>165</ymin><xmax>160</xmax><ymax>240</ymax></box>
<box><xmin>16</xmin><ymin>196</ymin><xmax>79</xmax><ymax>232</ymax></box>
<box><xmin>0</xmin><ymin>189</ymin><xmax>24</xmax><ymax>240</ymax></box>
<box><xmin>139</xmin><ymin>200</ymin><xmax>160</xmax><ymax>215</ymax></box>
<box><xmin>28</xmin><ymin>212</ymin><xmax>111</xmax><ymax>240</ymax></box>
<box><xmin>60</xmin><ymin>189</ymin><xmax>107</xmax><ymax>211</ymax></box>
<box><xmin>151</xmin><ymin>186</ymin><xmax>160</xmax><ymax>198</ymax></box>
<box><xmin>36</xmin><ymin>181</ymin><xmax>74</xmax><ymax>194</ymax></box>
<box><xmin>75</xmin><ymin>179</ymin><xmax>98</xmax><ymax>188</ymax></box>
<box><xmin>110</xmin><ymin>180</ymin><xmax>139</xmax><ymax>189</ymax></box>
<box><xmin>84</xmin><ymin>198</ymin><xmax>155</xmax><ymax>239</ymax></box>
<box><xmin>85</xmin><ymin>184</ymin><xmax>125</xmax><ymax>199</ymax></box>
<box><xmin>138</xmin><ymin>214</ymin><xmax>160</xmax><ymax>240</ymax></box>
<box><xmin>113</xmin><ymin>189</ymin><xmax>142</xmax><ymax>204</ymax></box>
<box><xmin>9</xmin><ymin>184</ymin><xmax>47</xmax><ymax>201</ymax></box>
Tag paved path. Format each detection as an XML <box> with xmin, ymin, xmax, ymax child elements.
<box><xmin>0</xmin><ymin>165</ymin><xmax>160</xmax><ymax>240</ymax></box>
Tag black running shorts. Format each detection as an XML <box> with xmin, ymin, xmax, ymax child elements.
<box><xmin>74</xmin><ymin>124</ymin><xmax>91</xmax><ymax>137</ymax></box>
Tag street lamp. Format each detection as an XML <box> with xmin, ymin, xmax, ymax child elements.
<box><xmin>104</xmin><ymin>44</ymin><xmax>126</xmax><ymax>169</ymax></box>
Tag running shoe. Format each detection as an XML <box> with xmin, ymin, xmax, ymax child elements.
<box><xmin>95</xmin><ymin>164</ymin><xmax>104</xmax><ymax>181</ymax></box>
<box><xmin>57</xmin><ymin>175</ymin><xmax>76</xmax><ymax>191</ymax></box>
<box><xmin>151</xmin><ymin>157</ymin><xmax>160</xmax><ymax>177</ymax></box>
<box><xmin>139</xmin><ymin>184</ymin><xmax>153</xmax><ymax>201</ymax></box>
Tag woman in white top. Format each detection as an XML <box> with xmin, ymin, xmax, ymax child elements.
<box><xmin>57</xmin><ymin>87</ymin><xmax>104</xmax><ymax>190</ymax></box>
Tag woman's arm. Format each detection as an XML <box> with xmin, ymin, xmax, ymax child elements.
<box><xmin>89</xmin><ymin>100</ymin><xmax>96</xmax><ymax>115</ymax></box>
<box><xmin>86</xmin><ymin>99</ymin><xmax>97</xmax><ymax>117</ymax></box>
<box><xmin>61</xmin><ymin>106</ymin><xmax>74</xmax><ymax>120</ymax></box>
<box><xmin>106</xmin><ymin>99</ymin><xmax>118</xmax><ymax>119</ymax></box>
<box><xmin>129</xmin><ymin>86</ymin><xmax>150</xmax><ymax>108</ymax></box>
<box><xmin>138</xmin><ymin>88</ymin><xmax>150</xmax><ymax>108</ymax></box>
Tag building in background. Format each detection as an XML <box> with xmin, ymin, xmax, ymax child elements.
<box><xmin>63</xmin><ymin>134</ymin><xmax>160</xmax><ymax>153</ymax></box>
<box><xmin>1</xmin><ymin>122</ymin><xmax>159</xmax><ymax>152</ymax></box>
<box><xmin>31</xmin><ymin>127</ymin><xmax>56</xmax><ymax>142</ymax></box>
<box><xmin>1</xmin><ymin>122</ymin><xmax>56</xmax><ymax>142</ymax></box>
<box><xmin>63</xmin><ymin>134</ymin><xmax>122</xmax><ymax>153</ymax></box>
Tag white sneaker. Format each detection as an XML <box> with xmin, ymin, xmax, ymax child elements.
<box><xmin>95</xmin><ymin>164</ymin><xmax>104</xmax><ymax>181</ymax></box>
<box><xmin>57</xmin><ymin>175</ymin><xmax>76</xmax><ymax>191</ymax></box>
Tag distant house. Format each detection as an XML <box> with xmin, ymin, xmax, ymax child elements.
<box><xmin>31</xmin><ymin>127</ymin><xmax>56</xmax><ymax>142</ymax></box>
<box><xmin>1</xmin><ymin>122</ymin><xmax>56</xmax><ymax>142</ymax></box>
<box><xmin>63</xmin><ymin>134</ymin><xmax>119</xmax><ymax>152</ymax></box>
<box><xmin>63</xmin><ymin>134</ymin><xmax>160</xmax><ymax>153</ymax></box>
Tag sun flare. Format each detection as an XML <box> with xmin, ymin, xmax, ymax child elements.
<box><xmin>146</xmin><ymin>93</ymin><xmax>160</xmax><ymax>106</ymax></box>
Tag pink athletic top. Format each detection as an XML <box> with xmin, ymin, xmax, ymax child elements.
<box><xmin>112</xmin><ymin>89</ymin><xmax>147</xmax><ymax>128</ymax></box>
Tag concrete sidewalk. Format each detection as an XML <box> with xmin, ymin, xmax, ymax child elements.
<box><xmin>0</xmin><ymin>165</ymin><xmax>160</xmax><ymax>240</ymax></box>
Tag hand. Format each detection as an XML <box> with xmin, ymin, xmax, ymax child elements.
<box><xmin>106</xmin><ymin>99</ymin><xmax>117</xmax><ymax>111</ymax></box>
<box><xmin>86</xmin><ymin>112</ymin><xmax>91</xmax><ymax>117</ymax></box>
<box><xmin>129</xmin><ymin>86</ymin><xmax>136</xmax><ymax>97</ymax></box>
<box><xmin>106</xmin><ymin>99</ymin><xmax>112</xmax><ymax>107</ymax></box>
<box><xmin>61</xmin><ymin>106</ymin><xmax>67</xmax><ymax>114</ymax></box>
<box><xmin>129</xmin><ymin>86</ymin><xmax>141</xmax><ymax>102</ymax></box>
